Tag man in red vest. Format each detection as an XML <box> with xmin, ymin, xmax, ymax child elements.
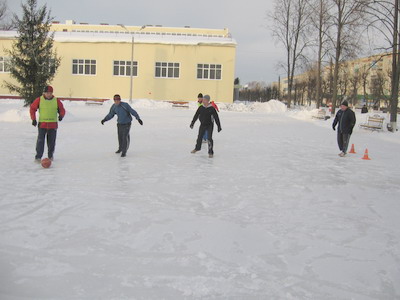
<box><xmin>30</xmin><ymin>86</ymin><xmax>66</xmax><ymax>161</ymax></box>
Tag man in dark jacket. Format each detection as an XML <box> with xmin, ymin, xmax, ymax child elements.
<box><xmin>101</xmin><ymin>94</ymin><xmax>143</xmax><ymax>157</ymax></box>
<box><xmin>190</xmin><ymin>94</ymin><xmax>221</xmax><ymax>158</ymax></box>
<box><xmin>332</xmin><ymin>100</ymin><xmax>356</xmax><ymax>157</ymax></box>
<box><xmin>361</xmin><ymin>104</ymin><xmax>368</xmax><ymax>114</ymax></box>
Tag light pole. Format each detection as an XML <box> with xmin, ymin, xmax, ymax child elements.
<box><xmin>119</xmin><ymin>25</ymin><xmax>145</xmax><ymax>103</ymax></box>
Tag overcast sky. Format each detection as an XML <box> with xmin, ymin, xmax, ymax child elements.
<box><xmin>5</xmin><ymin>0</ymin><xmax>285</xmax><ymax>85</ymax></box>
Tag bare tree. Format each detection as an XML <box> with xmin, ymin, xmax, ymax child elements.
<box><xmin>370</xmin><ymin>68</ymin><xmax>390</xmax><ymax>107</ymax></box>
<box><xmin>358</xmin><ymin>64</ymin><xmax>371</xmax><ymax>107</ymax></box>
<box><xmin>0</xmin><ymin>0</ymin><xmax>7</xmax><ymax>25</ymax></box>
<box><xmin>366</xmin><ymin>0</ymin><xmax>399</xmax><ymax>131</ymax></box>
<box><xmin>337</xmin><ymin>63</ymin><xmax>350</xmax><ymax>101</ymax></box>
<box><xmin>322</xmin><ymin>58</ymin><xmax>335</xmax><ymax>106</ymax></box>
<box><xmin>0</xmin><ymin>0</ymin><xmax>14</xmax><ymax>30</ymax></box>
<box><xmin>348</xmin><ymin>68</ymin><xmax>362</xmax><ymax>106</ymax></box>
<box><xmin>328</xmin><ymin>0</ymin><xmax>369</xmax><ymax>115</ymax></box>
<box><xmin>309</xmin><ymin>0</ymin><xmax>335</xmax><ymax>108</ymax></box>
<box><xmin>306</xmin><ymin>66</ymin><xmax>318</xmax><ymax>105</ymax></box>
<box><xmin>269</xmin><ymin>0</ymin><xmax>313</xmax><ymax>108</ymax></box>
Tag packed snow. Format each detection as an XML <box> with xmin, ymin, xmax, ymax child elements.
<box><xmin>0</xmin><ymin>98</ymin><xmax>399</xmax><ymax>299</ymax></box>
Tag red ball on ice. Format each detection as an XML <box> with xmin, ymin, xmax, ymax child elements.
<box><xmin>41</xmin><ymin>158</ymin><xmax>52</xmax><ymax>168</ymax></box>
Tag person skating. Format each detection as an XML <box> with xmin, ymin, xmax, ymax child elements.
<box><xmin>197</xmin><ymin>92</ymin><xmax>208</xmax><ymax>143</ymax></box>
<box><xmin>332</xmin><ymin>100</ymin><xmax>356</xmax><ymax>157</ymax></box>
<box><xmin>30</xmin><ymin>86</ymin><xmax>66</xmax><ymax>161</ymax></box>
<box><xmin>101</xmin><ymin>94</ymin><xmax>143</xmax><ymax>157</ymax></box>
<box><xmin>190</xmin><ymin>94</ymin><xmax>221</xmax><ymax>158</ymax></box>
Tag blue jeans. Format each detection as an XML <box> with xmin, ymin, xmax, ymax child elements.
<box><xmin>203</xmin><ymin>130</ymin><xmax>208</xmax><ymax>140</ymax></box>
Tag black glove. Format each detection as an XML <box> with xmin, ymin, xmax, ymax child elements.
<box><xmin>101</xmin><ymin>119</ymin><xmax>105</xmax><ymax>125</ymax></box>
<box><xmin>138</xmin><ymin>119</ymin><xmax>143</xmax><ymax>125</ymax></box>
<box><xmin>218</xmin><ymin>127</ymin><xmax>222</xmax><ymax>132</ymax></box>
<box><xmin>32</xmin><ymin>120</ymin><xmax>37</xmax><ymax>127</ymax></box>
<box><xmin>332</xmin><ymin>125</ymin><xmax>336</xmax><ymax>131</ymax></box>
<box><xmin>58</xmin><ymin>116</ymin><xmax>63</xmax><ymax>121</ymax></box>
<box><xmin>190</xmin><ymin>123</ymin><xmax>194</xmax><ymax>129</ymax></box>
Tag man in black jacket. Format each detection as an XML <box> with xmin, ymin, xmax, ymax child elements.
<box><xmin>190</xmin><ymin>95</ymin><xmax>221</xmax><ymax>158</ymax></box>
<box><xmin>332</xmin><ymin>100</ymin><xmax>356</xmax><ymax>157</ymax></box>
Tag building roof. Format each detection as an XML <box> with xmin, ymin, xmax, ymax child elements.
<box><xmin>51</xmin><ymin>20</ymin><xmax>237</xmax><ymax>46</ymax></box>
<box><xmin>0</xmin><ymin>31</ymin><xmax>236</xmax><ymax>47</ymax></box>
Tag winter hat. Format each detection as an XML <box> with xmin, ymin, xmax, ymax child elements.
<box><xmin>44</xmin><ymin>86</ymin><xmax>53</xmax><ymax>93</ymax></box>
<box><xmin>341</xmin><ymin>100</ymin><xmax>349</xmax><ymax>107</ymax></box>
<box><xmin>203</xmin><ymin>95</ymin><xmax>210</xmax><ymax>101</ymax></box>
<box><xmin>198</xmin><ymin>93</ymin><xmax>203</xmax><ymax>98</ymax></box>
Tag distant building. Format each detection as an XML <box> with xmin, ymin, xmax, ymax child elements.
<box><xmin>0</xmin><ymin>20</ymin><xmax>237</xmax><ymax>103</ymax></box>
<box><xmin>274</xmin><ymin>53</ymin><xmax>392</xmax><ymax>108</ymax></box>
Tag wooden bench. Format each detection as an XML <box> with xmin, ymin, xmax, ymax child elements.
<box><xmin>85</xmin><ymin>100</ymin><xmax>105</xmax><ymax>105</ymax></box>
<box><xmin>169</xmin><ymin>101</ymin><xmax>189</xmax><ymax>108</ymax></box>
<box><xmin>359</xmin><ymin>114</ymin><xmax>384</xmax><ymax>131</ymax></box>
<box><xmin>312</xmin><ymin>109</ymin><xmax>330</xmax><ymax>120</ymax></box>
<box><xmin>58</xmin><ymin>97</ymin><xmax>108</xmax><ymax>105</ymax></box>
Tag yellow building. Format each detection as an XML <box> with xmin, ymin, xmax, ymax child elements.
<box><xmin>274</xmin><ymin>53</ymin><xmax>392</xmax><ymax>107</ymax></box>
<box><xmin>0</xmin><ymin>20</ymin><xmax>237</xmax><ymax>103</ymax></box>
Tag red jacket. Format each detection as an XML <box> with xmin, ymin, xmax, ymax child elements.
<box><xmin>30</xmin><ymin>96</ymin><xmax>66</xmax><ymax>129</ymax></box>
<box><xmin>211</xmin><ymin>101</ymin><xmax>219</xmax><ymax>112</ymax></box>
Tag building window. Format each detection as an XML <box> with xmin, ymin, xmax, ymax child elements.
<box><xmin>113</xmin><ymin>60</ymin><xmax>138</xmax><ymax>76</ymax></box>
<box><xmin>72</xmin><ymin>59</ymin><xmax>96</xmax><ymax>75</ymax></box>
<box><xmin>197</xmin><ymin>64</ymin><xmax>222</xmax><ymax>80</ymax></box>
<box><xmin>0</xmin><ymin>56</ymin><xmax>10</xmax><ymax>73</ymax></box>
<box><xmin>47</xmin><ymin>58</ymin><xmax>57</xmax><ymax>74</ymax></box>
<box><xmin>155</xmin><ymin>62</ymin><xmax>180</xmax><ymax>78</ymax></box>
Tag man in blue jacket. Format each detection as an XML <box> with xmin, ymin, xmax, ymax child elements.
<box><xmin>332</xmin><ymin>100</ymin><xmax>356</xmax><ymax>157</ymax></box>
<box><xmin>101</xmin><ymin>94</ymin><xmax>143</xmax><ymax>157</ymax></box>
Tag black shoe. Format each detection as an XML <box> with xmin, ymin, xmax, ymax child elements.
<box><xmin>121</xmin><ymin>153</ymin><xmax>126</xmax><ymax>157</ymax></box>
<box><xmin>115</xmin><ymin>150</ymin><xmax>122</xmax><ymax>154</ymax></box>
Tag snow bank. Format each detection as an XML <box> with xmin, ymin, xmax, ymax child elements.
<box><xmin>288</xmin><ymin>107</ymin><xmax>322</xmax><ymax>121</ymax></box>
<box><xmin>135</xmin><ymin>98</ymin><xmax>287</xmax><ymax>113</ymax></box>
<box><xmin>0</xmin><ymin>99</ymin><xmax>289</xmax><ymax>123</ymax></box>
<box><xmin>0</xmin><ymin>108</ymin><xmax>30</xmax><ymax>122</ymax></box>
<box><xmin>220</xmin><ymin>99</ymin><xmax>287</xmax><ymax>113</ymax></box>
<box><xmin>131</xmin><ymin>99</ymin><xmax>173</xmax><ymax>109</ymax></box>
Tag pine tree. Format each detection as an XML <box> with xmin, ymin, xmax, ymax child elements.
<box><xmin>4</xmin><ymin>0</ymin><xmax>60</xmax><ymax>106</ymax></box>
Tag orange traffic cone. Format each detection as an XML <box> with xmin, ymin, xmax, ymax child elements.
<box><xmin>362</xmin><ymin>148</ymin><xmax>371</xmax><ymax>160</ymax></box>
<box><xmin>349</xmin><ymin>144</ymin><xmax>356</xmax><ymax>154</ymax></box>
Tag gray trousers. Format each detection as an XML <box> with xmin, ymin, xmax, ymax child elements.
<box><xmin>337</xmin><ymin>132</ymin><xmax>351</xmax><ymax>153</ymax></box>
<box><xmin>117</xmin><ymin>123</ymin><xmax>131</xmax><ymax>154</ymax></box>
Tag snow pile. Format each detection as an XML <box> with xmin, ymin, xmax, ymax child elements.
<box><xmin>131</xmin><ymin>99</ymin><xmax>173</xmax><ymax>109</ymax></box>
<box><xmin>288</xmin><ymin>107</ymin><xmax>323</xmax><ymax>121</ymax></box>
<box><xmin>0</xmin><ymin>98</ymin><xmax>289</xmax><ymax>117</ymax></box>
<box><xmin>220</xmin><ymin>99</ymin><xmax>287</xmax><ymax>113</ymax></box>
<box><xmin>0</xmin><ymin>108</ymin><xmax>30</xmax><ymax>122</ymax></box>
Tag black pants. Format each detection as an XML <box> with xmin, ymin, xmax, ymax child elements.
<box><xmin>195</xmin><ymin>124</ymin><xmax>214</xmax><ymax>154</ymax></box>
<box><xmin>337</xmin><ymin>132</ymin><xmax>351</xmax><ymax>153</ymax></box>
<box><xmin>117</xmin><ymin>123</ymin><xmax>131</xmax><ymax>154</ymax></box>
<box><xmin>35</xmin><ymin>128</ymin><xmax>57</xmax><ymax>159</ymax></box>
